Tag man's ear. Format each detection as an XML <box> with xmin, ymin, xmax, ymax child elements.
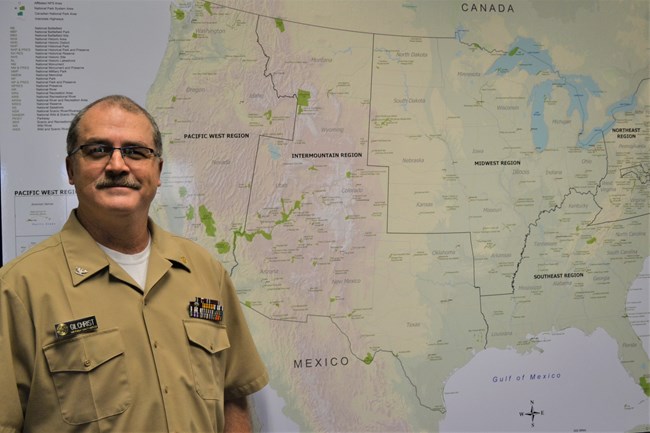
<box><xmin>65</xmin><ymin>157</ymin><xmax>75</xmax><ymax>185</ymax></box>
<box><xmin>157</xmin><ymin>158</ymin><xmax>164</xmax><ymax>187</ymax></box>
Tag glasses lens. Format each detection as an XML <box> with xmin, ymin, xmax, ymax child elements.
<box><xmin>122</xmin><ymin>146</ymin><xmax>156</xmax><ymax>160</ymax></box>
<box><xmin>81</xmin><ymin>144</ymin><xmax>113</xmax><ymax>159</ymax></box>
<box><xmin>78</xmin><ymin>144</ymin><xmax>157</xmax><ymax>161</ymax></box>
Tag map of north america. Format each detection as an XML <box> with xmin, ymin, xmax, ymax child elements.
<box><xmin>147</xmin><ymin>1</ymin><xmax>649</xmax><ymax>431</ymax></box>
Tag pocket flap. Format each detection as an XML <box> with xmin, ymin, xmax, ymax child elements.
<box><xmin>43</xmin><ymin>329</ymin><xmax>124</xmax><ymax>373</ymax></box>
<box><xmin>184</xmin><ymin>320</ymin><xmax>230</xmax><ymax>354</ymax></box>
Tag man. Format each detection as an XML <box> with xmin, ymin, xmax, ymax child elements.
<box><xmin>0</xmin><ymin>95</ymin><xmax>269</xmax><ymax>432</ymax></box>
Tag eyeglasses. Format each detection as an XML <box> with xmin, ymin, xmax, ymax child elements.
<box><xmin>68</xmin><ymin>144</ymin><xmax>161</xmax><ymax>161</ymax></box>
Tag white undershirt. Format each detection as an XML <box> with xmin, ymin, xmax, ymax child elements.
<box><xmin>98</xmin><ymin>238</ymin><xmax>152</xmax><ymax>289</ymax></box>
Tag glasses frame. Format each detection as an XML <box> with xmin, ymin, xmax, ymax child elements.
<box><xmin>68</xmin><ymin>143</ymin><xmax>162</xmax><ymax>161</ymax></box>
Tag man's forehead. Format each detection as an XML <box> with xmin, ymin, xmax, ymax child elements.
<box><xmin>83</xmin><ymin>102</ymin><xmax>149</xmax><ymax>122</ymax></box>
<box><xmin>78</xmin><ymin>103</ymin><xmax>153</xmax><ymax>140</ymax></box>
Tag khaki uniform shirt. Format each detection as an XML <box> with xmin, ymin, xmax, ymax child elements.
<box><xmin>0</xmin><ymin>212</ymin><xmax>268</xmax><ymax>433</ymax></box>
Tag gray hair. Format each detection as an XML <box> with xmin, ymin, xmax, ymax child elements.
<box><xmin>66</xmin><ymin>95</ymin><xmax>162</xmax><ymax>156</ymax></box>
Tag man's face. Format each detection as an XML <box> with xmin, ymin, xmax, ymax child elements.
<box><xmin>66</xmin><ymin>103</ymin><xmax>163</xmax><ymax>221</ymax></box>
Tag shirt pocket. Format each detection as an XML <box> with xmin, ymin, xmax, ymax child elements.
<box><xmin>43</xmin><ymin>329</ymin><xmax>131</xmax><ymax>425</ymax></box>
<box><xmin>183</xmin><ymin>320</ymin><xmax>231</xmax><ymax>400</ymax></box>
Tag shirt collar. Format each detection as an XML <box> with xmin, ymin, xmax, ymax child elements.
<box><xmin>148</xmin><ymin>219</ymin><xmax>192</xmax><ymax>272</ymax></box>
<box><xmin>61</xmin><ymin>211</ymin><xmax>191</xmax><ymax>286</ymax></box>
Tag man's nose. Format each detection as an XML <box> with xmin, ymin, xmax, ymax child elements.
<box><xmin>105</xmin><ymin>148</ymin><xmax>130</xmax><ymax>170</ymax></box>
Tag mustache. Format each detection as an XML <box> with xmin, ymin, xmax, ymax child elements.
<box><xmin>95</xmin><ymin>177</ymin><xmax>142</xmax><ymax>190</ymax></box>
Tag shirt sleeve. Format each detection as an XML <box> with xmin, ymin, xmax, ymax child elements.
<box><xmin>218</xmin><ymin>266</ymin><xmax>269</xmax><ymax>400</ymax></box>
<box><xmin>0</xmin><ymin>277</ymin><xmax>33</xmax><ymax>432</ymax></box>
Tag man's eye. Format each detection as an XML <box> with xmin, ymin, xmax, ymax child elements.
<box><xmin>85</xmin><ymin>145</ymin><xmax>111</xmax><ymax>156</ymax></box>
<box><xmin>122</xmin><ymin>147</ymin><xmax>149</xmax><ymax>159</ymax></box>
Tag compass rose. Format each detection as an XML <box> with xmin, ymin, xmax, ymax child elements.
<box><xmin>519</xmin><ymin>400</ymin><xmax>545</xmax><ymax>427</ymax></box>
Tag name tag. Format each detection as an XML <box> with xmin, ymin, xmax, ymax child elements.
<box><xmin>54</xmin><ymin>316</ymin><xmax>98</xmax><ymax>339</ymax></box>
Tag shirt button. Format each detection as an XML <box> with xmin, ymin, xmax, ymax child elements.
<box><xmin>83</xmin><ymin>360</ymin><xmax>91</xmax><ymax>367</ymax></box>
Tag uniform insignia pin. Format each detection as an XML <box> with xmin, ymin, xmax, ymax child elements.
<box><xmin>55</xmin><ymin>322</ymin><xmax>70</xmax><ymax>338</ymax></box>
<box><xmin>75</xmin><ymin>267</ymin><xmax>88</xmax><ymax>276</ymax></box>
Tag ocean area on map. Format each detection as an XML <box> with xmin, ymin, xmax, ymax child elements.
<box><xmin>439</xmin><ymin>327</ymin><xmax>649</xmax><ymax>432</ymax></box>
